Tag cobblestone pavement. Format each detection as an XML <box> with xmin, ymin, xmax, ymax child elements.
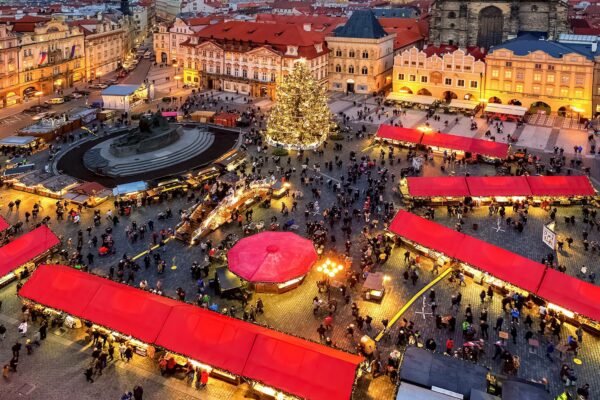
<box><xmin>0</xmin><ymin>93</ymin><xmax>600</xmax><ymax>399</ymax></box>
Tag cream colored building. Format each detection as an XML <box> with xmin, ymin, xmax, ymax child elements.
<box><xmin>392</xmin><ymin>46</ymin><xmax>485</xmax><ymax>102</ymax></box>
<box><xmin>153</xmin><ymin>17</ymin><xmax>218</xmax><ymax>65</ymax></box>
<box><xmin>73</xmin><ymin>19</ymin><xmax>125</xmax><ymax>81</ymax></box>
<box><xmin>484</xmin><ymin>36</ymin><xmax>596</xmax><ymax>118</ymax></box>
<box><xmin>17</xmin><ymin>18</ymin><xmax>85</xmax><ymax>97</ymax></box>
<box><xmin>0</xmin><ymin>25</ymin><xmax>20</xmax><ymax>108</ymax></box>
<box><xmin>326</xmin><ymin>10</ymin><xmax>395</xmax><ymax>94</ymax></box>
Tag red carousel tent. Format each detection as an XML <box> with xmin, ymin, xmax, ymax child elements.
<box><xmin>537</xmin><ymin>269</ymin><xmax>600</xmax><ymax>322</ymax></box>
<box><xmin>227</xmin><ymin>232</ymin><xmax>317</xmax><ymax>283</ymax></box>
<box><xmin>375</xmin><ymin>125</ymin><xmax>423</xmax><ymax>144</ymax></box>
<box><xmin>406</xmin><ymin>176</ymin><xmax>470</xmax><ymax>197</ymax></box>
<box><xmin>0</xmin><ymin>216</ymin><xmax>9</xmax><ymax>232</ymax></box>
<box><xmin>466</xmin><ymin>176</ymin><xmax>532</xmax><ymax>197</ymax></box>
<box><xmin>0</xmin><ymin>225</ymin><xmax>60</xmax><ymax>278</ymax></box>
<box><xmin>525</xmin><ymin>175</ymin><xmax>596</xmax><ymax>197</ymax></box>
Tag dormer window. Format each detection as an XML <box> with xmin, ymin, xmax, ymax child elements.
<box><xmin>286</xmin><ymin>46</ymin><xmax>298</xmax><ymax>55</ymax></box>
<box><xmin>315</xmin><ymin>43</ymin><xmax>323</xmax><ymax>53</ymax></box>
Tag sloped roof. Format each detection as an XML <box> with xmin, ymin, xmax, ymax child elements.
<box><xmin>490</xmin><ymin>34</ymin><xmax>600</xmax><ymax>60</ymax></box>
<box><xmin>333</xmin><ymin>9</ymin><xmax>388</xmax><ymax>39</ymax></box>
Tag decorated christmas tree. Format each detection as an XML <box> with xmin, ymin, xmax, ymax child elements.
<box><xmin>265</xmin><ymin>60</ymin><xmax>333</xmax><ymax>150</ymax></box>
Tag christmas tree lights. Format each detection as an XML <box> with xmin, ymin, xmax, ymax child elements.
<box><xmin>265</xmin><ymin>60</ymin><xmax>333</xmax><ymax>150</ymax></box>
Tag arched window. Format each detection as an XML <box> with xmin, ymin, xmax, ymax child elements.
<box><xmin>448</xmin><ymin>11</ymin><xmax>456</xmax><ymax>19</ymax></box>
<box><xmin>348</xmin><ymin>65</ymin><xmax>355</xmax><ymax>74</ymax></box>
<box><xmin>335</xmin><ymin>49</ymin><xmax>342</xmax><ymax>57</ymax></box>
<box><xmin>361</xmin><ymin>66</ymin><xmax>368</xmax><ymax>75</ymax></box>
<box><xmin>362</xmin><ymin>50</ymin><xmax>369</xmax><ymax>59</ymax></box>
<box><xmin>335</xmin><ymin>64</ymin><xmax>341</xmax><ymax>73</ymax></box>
<box><xmin>349</xmin><ymin>50</ymin><xmax>355</xmax><ymax>58</ymax></box>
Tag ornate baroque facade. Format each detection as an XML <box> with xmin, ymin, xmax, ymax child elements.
<box><xmin>429</xmin><ymin>0</ymin><xmax>570</xmax><ymax>48</ymax></box>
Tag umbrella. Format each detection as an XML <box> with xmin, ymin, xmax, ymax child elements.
<box><xmin>227</xmin><ymin>232</ymin><xmax>317</xmax><ymax>283</ymax></box>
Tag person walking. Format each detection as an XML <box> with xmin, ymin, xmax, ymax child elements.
<box><xmin>84</xmin><ymin>365</ymin><xmax>94</xmax><ymax>383</ymax></box>
<box><xmin>510</xmin><ymin>325</ymin><xmax>518</xmax><ymax>344</ymax></box>
<box><xmin>11</xmin><ymin>341</ymin><xmax>21</xmax><ymax>358</ymax></box>
<box><xmin>445</xmin><ymin>338</ymin><xmax>454</xmax><ymax>355</ymax></box>
<box><xmin>494</xmin><ymin>316</ymin><xmax>504</xmax><ymax>332</ymax></box>
<box><xmin>133</xmin><ymin>385</ymin><xmax>144</xmax><ymax>400</ymax></box>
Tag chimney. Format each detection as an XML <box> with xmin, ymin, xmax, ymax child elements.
<box><xmin>303</xmin><ymin>23</ymin><xmax>311</xmax><ymax>32</ymax></box>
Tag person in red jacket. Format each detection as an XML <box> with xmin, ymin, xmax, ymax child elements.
<box><xmin>445</xmin><ymin>338</ymin><xmax>454</xmax><ymax>355</ymax></box>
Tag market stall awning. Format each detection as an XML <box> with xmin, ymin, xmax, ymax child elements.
<box><xmin>0</xmin><ymin>225</ymin><xmax>60</xmax><ymax>277</ymax></box>
<box><xmin>466</xmin><ymin>138</ymin><xmax>510</xmax><ymax>159</ymax></box>
<box><xmin>0</xmin><ymin>216</ymin><xmax>8</xmax><ymax>232</ymax></box>
<box><xmin>525</xmin><ymin>175</ymin><xmax>596</xmax><ymax>197</ymax></box>
<box><xmin>389</xmin><ymin>210</ymin><xmax>465</xmax><ymax>257</ymax></box>
<box><xmin>244</xmin><ymin>330</ymin><xmax>363</xmax><ymax>400</ymax></box>
<box><xmin>375</xmin><ymin>125</ymin><xmax>423</xmax><ymax>144</ymax></box>
<box><xmin>448</xmin><ymin>99</ymin><xmax>480</xmax><ymax>110</ymax></box>
<box><xmin>386</xmin><ymin>92</ymin><xmax>437</xmax><ymax>105</ymax></box>
<box><xmin>227</xmin><ymin>232</ymin><xmax>317</xmax><ymax>283</ymax></box>
<box><xmin>20</xmin><ymin>266</ymin><xmax>364</xmax><ymax>399</ymax></box>
<box><xmin>537</xmin><ymin>269</ymin><xmax>600</xmax><ymax>322</ymax></box>
<box><xmin>113</xmin><ymin>181</ymin><xmax>148</xmax><ymax>196</ymax></box>
<box><xmin>156</xmin><ymin>304</ymin><xmax>259</xmax><ymax>375</ymax></box>
<box><xmin>84</xmin><ymin>282</ymin><xmax>175</xmax><ymax>343</ymax></box>
<box><xmin>389</xmin><ymin>211</ymin><xmax>546</xmax><ymax>293</ymax></box>
<box><xmin>406</xmin><ymin>176</ymin><xmax>470</xmax><ymax>198</ymax></box>
<box><xmin>421</xmin><ymin>133</ymin><xmax>509</xmax><ymax>159</ymax></box>
<box><xmin>454</xmin><ymin>236</ymin><xmax>546</xmax><ymax>294</ymax></box>
<box><xmin>484</xmin><ymin>103</ymin><xmax>527</xmax><ymax>116</ymax></box>
<box><xmin>465</xmin><ymin>176</ymin><xmax>532</xmax><ymax>197</ymax></box>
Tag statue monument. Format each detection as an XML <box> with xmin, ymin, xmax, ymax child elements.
<box><xmin>109</xmin><ymin>112</ymin><xmax>181</xmax><ymax>157</ymax></box>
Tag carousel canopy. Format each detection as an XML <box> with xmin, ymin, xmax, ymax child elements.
<box><xmin>227</xmin><ymin>232</ymin><xmax>317</xmax><ymax>283</ymax></box>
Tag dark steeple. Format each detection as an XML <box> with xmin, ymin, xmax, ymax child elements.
<box><xmin>333</xmin><ymin>9</ymin><xmax>388</xmax><ymax>39</ymax></box>
<box><xmin>120</xmin><ymin>0</ymin><xmax>131</xmax><ymax>16</ymax></box>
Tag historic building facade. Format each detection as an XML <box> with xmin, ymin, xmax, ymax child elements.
<box><xmin>392</xmin><ymin>46</ymin><xmax>486</xmax><ymax>102</ymax></box>
<box><xmin>429</xmin><ymin>0</ymin><xmax>570</xmax><ymax>48</ymax></box>
<box><xmin>326</xmin><ymin>10</ymin><xmax>395</xmax><ymax>94</ymax></box>
<box><xmin>0</xmin><ymin>25</ymin><xmax>20</xmax><ymax>108</ymax></box>
<box><xmin>17</xmin><ymin>18</ymin><xmax>85</xmax><ymax>97</ymax></box>
<box><xmin>179</xmin><ymin>21</ymin><xmax>328</xmax><ymax>99</ymax></box>
<box><xmin>484</xmin><ymin>36</ymin><xmax>597</xmax><ymax>118</ymax></box>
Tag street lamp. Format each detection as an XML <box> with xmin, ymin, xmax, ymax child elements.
<box><xmin>316</xmin><ymin>258</ymin><xmax>344</xmax><ymax>300</ymax></box>
<box><xmin>174</xmin><ymin>75</ymin><xmax>181</xmax><ymax>89</ymax></box>
<box><xmin>34</xmin><ymin>91</ymin><xmax>43</xmax><ymax>106</ymax></box>
<box><xmin>417</xmin><ymin>125</ymin><xmax>433</xmax><ymax>134</ymax></box>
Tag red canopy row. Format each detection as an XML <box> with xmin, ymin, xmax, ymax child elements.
<box><xmin>389</xmin><ymin>211</ymin><xmax>600</xmax><ymax>322</ymax></box>
<box><xmin>0</xmin><ymin>225</ymin><xmax>60</xmax><ymax>278</ymax></box>
<box><xmin>20</xmin><ymin>265</ymin><xmax>362</xmax><ymax>400</ymax></box>
<box><xmin>406</xmin><ymin>175</ymin><xmax>596</xmax><ymax>198</ymax></box>
<box><xmin>0</xmin><ymin>216</ymin><xmax>9</xmax><ymax>232</ymax></box>
<box><xmin>375</xmin><ymin>124</ymin><xmax>510</xmax><ymax>159</ymax></box>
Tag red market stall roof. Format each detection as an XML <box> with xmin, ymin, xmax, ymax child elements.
<box><xmin>244</xmin><ymin>330</ymin><xmax>363</xmax><ymax>400</ymax></box>
<box><xmin>421</xmin><ymin>133</ymin><xmax>509</xmax><ymax>159</ymax></box>
<box><xmin>406</xmin><ymin>176</ymin><xmax>470</xmax><ymax>197</ymax></box>
<box><xmin>375</xmin><ymin>125</ymin><xmax>423</xmax><ymax>143</ymax></box>
<box><xmin>388</xmin><ymin>211</ymin><xmax>545</xmax><ymax>293</ymax></box>
<box><xmin>0</xmin><ymin>225</ymin><xmax>60</xmax><ymax>278</ymax></box>
<box><xmin>465</xmin><ymin>176</ymin><xmax>532</xmax><ymax>197</ymax></box>
<box><xmin>525</xmin><ymin>175</ymin><xmax>596</xmax><ymax>197</ymax></box>
<box><xmin>21</xmin><ymin>265</ymin><xmax>363</xmax><ymax>399</ymax></box>
<box><xmin>156</xmin><ymin>304</ymin><xmax>260</xmax><ymax>375</ymax></box>
<box><xmin>537</xmin><ymin>269</ymin><xmax>600</xmax><ymax>322</ymax></box>
<box><xmin>227</xmin><ymin>232</ymin><xmax>318</xmax><ymax>283</ymax></box>
<box><xmin>388</xmin><ymin>210</ymin><xmax>467</xmax><ymax>257</ymax></box>
<box><xmin>389</xmin><ymin>211</ymin><xmax>600</xmax><ymax>322</ymax></box>
<box><xmin>455</xmin><ymin>236</ymin><xmax>546</xmax><ymax>294</ymax></box>
<box><xmin>0</xmin><ymin>216</ymin><xmax>8</xmax><ymax>232</ymax></box>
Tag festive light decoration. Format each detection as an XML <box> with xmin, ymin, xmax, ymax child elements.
<box><xmin>316</xmin><ymin>258</ymin><xmax>344</xmax><ymax>278</ymax></box>
<box><xmin>265</xmin><ymin>60</ymin><xmax>333</xmax><ymax>150</ymax></box>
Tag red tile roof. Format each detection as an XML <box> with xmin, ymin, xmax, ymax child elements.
<box><xmin>254</xmin><ymin>13</ymin><xmax>345</xmax><ymax>35</ymax></box>
<box><xmin>423</xmin><ymin>44</ymin><xmax>487</xmax><ymax>61</ymax></box>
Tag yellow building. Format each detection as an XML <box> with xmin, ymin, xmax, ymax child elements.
<box><xmin>392</xmin><ymin>46</ymin><xmax>485</xmax><ymax>102</ymax></box>
<box><xmin>484</xmin><ymin>36</ymin><xmax>596</xmax><ymax>118</ymax></box>
<box><xmin>73</xmin><ymin>19</ymin><xmax>126</xmax><ymax>81</ymax></box>
<box><xmin>16</xmin><ymin>18</ymin><xmax>85</xmax><ymax>98</ymax></box>
<box><xmin>326</xmin><ymin>10</ymin><xmax>395</xmax><ymax>94</ymax></box>
<box><xmin>0</xmin><ymin>25</ymin><xmax>20</xmax><ymax>108</ymax></box>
